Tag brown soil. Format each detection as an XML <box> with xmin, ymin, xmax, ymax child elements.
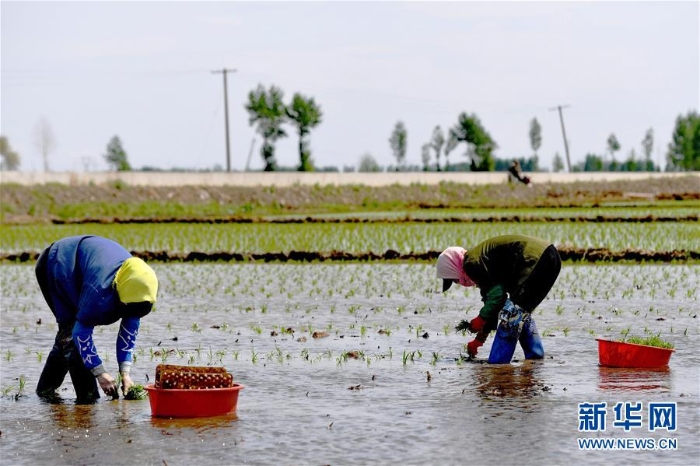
<box><xmin>49</xmin><ymin>214</ymin><xmax>699</xmax><ymax>224</ymax></box>
<box><xmin>3</xmin><ymin>248</ymin><xmax>698</xmax><ymax>263</ymax></box>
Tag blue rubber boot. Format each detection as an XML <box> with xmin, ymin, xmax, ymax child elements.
<box><xmin>519</xmin><ymin>314</ymin><xmax>545</xmax><ymax>359</ymax></box>
<box><xmin>488</xmin><ymin>300</ymin><xmax>524</xmax><ymax>364</ymax></box>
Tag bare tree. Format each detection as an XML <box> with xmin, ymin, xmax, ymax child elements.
<box><xmin>421</xmin><ymin>143</ymin><xmax>431</xmax><ymax>171</ymax></box>
<box><xmin>641</xmin><ymin>128</ymin><xmax>654</xmax><ymax>161</ymax></box>
<box><xmin>389</xmin><ymin>121</ymin><xmax>407</xmax><ymax>171</ymax></box>
<box><xmin>33</xmin><ymin>118</ymin><xmax>56</xmax><ymax>172</ymax></box>
<box><xmin>430</xmin><ymin>126</ymin><xmax>445</xmax><ymax>171</ymax></box>
<box><xmin>607</xmin><ymin>133</ymin><xmax>621</xmax><ymax>169</ymax></box>
<box><xmin>444</xmin><ymin>131</ymin><xmax>459</xmax><ymax>171</ymax></box>
<box><xmin>529</xmin><ymin>117</ymin><xmax>542</xmax><ymax>156</ymax></box>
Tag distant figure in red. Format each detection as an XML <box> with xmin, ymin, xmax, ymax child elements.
<box><xmin>508</xmin><ymin>160</ymin><xmax>532</xmax><ymax>187</ymax></box>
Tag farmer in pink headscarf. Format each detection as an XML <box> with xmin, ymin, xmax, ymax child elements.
<box><xmin>436</xmin><ymin>234</ymin><xmax>561</xmax><ymax>364</ymax></box>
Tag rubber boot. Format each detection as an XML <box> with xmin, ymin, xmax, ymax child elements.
<box><xmin>519</xmin><ymin>315</ymin><xmax>545</xmax><ymax>359</ymax></box>
<box><xmin>488</xmin><ymin>300</ymin><xmax>524</xmax><ymax>364</ymax></box>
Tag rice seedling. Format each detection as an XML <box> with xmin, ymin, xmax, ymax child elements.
<box><xmin>620</xmin><ymin>327</ymin><xmax>632</xmax><ymax>340</ymax></box>
<box><xmin>625</xmin><ymin>335</ymin><xmax>674</xmax><ymax>349</ymax></box>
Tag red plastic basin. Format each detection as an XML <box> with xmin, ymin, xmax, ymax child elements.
<box><xmin>596</xmin><ymin>338</ymin><xmax>674</xmax><ymax>368</ymax></box>
<box><xmin>145</xmin><ymin>383</ymin><xmax>244</xmax><ymax>418</ymax></box>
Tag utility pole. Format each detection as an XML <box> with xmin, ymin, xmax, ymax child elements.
<box><xmin>549</xmin><ymin>104</ymin><xmax>572</xmax><ymax>172</ymax></box>
<box><xmin>212</xmin><ymin>68</ymin><xmax>236</xmax><ymax>172</ymax></box>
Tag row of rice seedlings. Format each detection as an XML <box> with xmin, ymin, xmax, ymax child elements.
<box><xmin>3</xmin><ymin>222</ymin><xmax>698</xmax><ymax>254</ymax></box>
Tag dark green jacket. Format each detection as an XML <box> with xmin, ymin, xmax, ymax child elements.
<box><xmin>464</xmin><ymin>235</ymin><xmax>551</xmax><ymax>324</ymax></box>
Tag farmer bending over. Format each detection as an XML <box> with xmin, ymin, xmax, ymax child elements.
<box><xmin>35</xmin><ymin>235</ymin><xmax>158</xmax><ymax>403</ymax></box>
<box><xmin>436</xmin><ymin>234</ymin><xmax>561</xmax><ymax>364</ymax></box>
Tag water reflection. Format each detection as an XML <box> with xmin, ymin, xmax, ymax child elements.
<box><xmin>597</xmin><ymin>366</ymin><xmax>671</xmax><ymax>392</ymax></box>
<box><xmin>48</xmin><ymin>402</ymin><xmax>97</xmax><ymax>430</ymax></box>
<box><xmin>149</xmin><ymin>412</ymin><xmax>239</xmax><ymax>431</ymax></box>
<box><xmin>473</xmin><ymin>361</ymin><xmax>549</xmax><ymax>399</ymax></box>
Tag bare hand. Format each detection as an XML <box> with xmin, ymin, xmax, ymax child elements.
<box><xmin>97</xmin><ymin>373</ymin><xmax>119</xmax><ymax>399</ymax></box>
<box><xmin>121</xmin><ymin>373</ymin><xmax>134</xmax><ymax>395</ymax></box>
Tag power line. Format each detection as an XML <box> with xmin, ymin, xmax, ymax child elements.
<box><xmin>211</xmin><ymin>68</ymin><xmax>236</xmax><ymax>172</ymax></box>
<box><xmin>549</xmin><ymin>104</ymin><xmax>572</xmax><ymax>172</ymax></box>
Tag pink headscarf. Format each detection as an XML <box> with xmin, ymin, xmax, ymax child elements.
<box><xmin>436</xmin><ymin>246</ymin><xmax>476</xmax><ymax>288</ymax></box>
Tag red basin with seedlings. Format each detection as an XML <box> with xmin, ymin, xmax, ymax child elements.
<box><xmin>596</xmin><ymin>338</ymin><xmax>674</xmax><ymax>368</ymax></box>
<box><xmin>145</xmin><ymin>364</ymin><xmax>243</xmax><ymax>418</ymax></box>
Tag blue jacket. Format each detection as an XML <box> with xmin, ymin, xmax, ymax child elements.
<box><xmin>44</xmin><ymin>235</ymin><xmax>142</xmax><ymax>375</ymax></box>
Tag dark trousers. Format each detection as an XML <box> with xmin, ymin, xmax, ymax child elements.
<box><xmin>35</xmin><ymin>247</ymin><xmax>100</xmax><ymax>403</ymax></box>
<box><xmin>512</xmin><ymin>244</ymin><xmax>562</xmax><ymax>313</ymax></box>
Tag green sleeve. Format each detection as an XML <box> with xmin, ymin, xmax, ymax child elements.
<box><xmin>478</xmin><ymin>284</ymin><xmax>507</xmax><ymax>323</ymax></box>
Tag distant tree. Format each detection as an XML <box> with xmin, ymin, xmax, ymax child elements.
<box><xmin>529</xmin><ymin>117</ymin><xmax>542</xmax><ymax>157</ymax></box>
<box><xmin>622</xmin><ymin>149</ymin><xmax>638</xmax><ymax>172</ymax></box>
<box><xmin>430</xmin><ymin>125</ymin><xmax>445</xmax><ymax>171</ymax></box>
<box><xmin>33</xmin><ymin>118</ymin><xmax>55</xmax><ymax>172</ymax></box>
<box><xmin>0</xmin><ymin>135</ymin><xmax>21</xmax><ymax>171</ymax></box>
<box><xmin>666</xmin><ymin>111</ymin><xmax>700</xmax><ymax>171</ymax></box>
<box><xmin>449</xmin><ymin>112</ymin><xmax>497</xmax><ymax>171</ymax></box>
<box><xmin>581</xmin><ymin>153</ymin><xmax>605</xmax><ymax>172</ymax></box>
<box><xmin>444</xmin><ymin>132</ymin><xmax>458</xmax><ymax>170</ymax></box>
<box><xmin>552</xmin><ymin>152</ymin><xmax>564</xmax><ymax>172</ymax></box>
<box><xmin>607</xmin><ymin>133</ymin><xmax>621</xmax><ymax>170</ymax></box>
<box><xmin>104</xmin><ymin>135</ymin><xmax>131</xmax><ymax>171</ymax></box>
<box><xmin>641</xmin><ymin>128</ymin><xmax>656</xmax><ymax>171</ymax></box>
<box><xmin>389</xmin><ymin>121</ymin><xmax>407</xmax><ymax>171</ymax></box>
<box><xmin>641</xmin><ymin>128</ymin><xmax>654</xmax><ymax>161</ymax></box>
<box><xmin>245</xmin><ymin>84</ymin><xmax>288</xmax><ymax>171</ymax></box>
<box><xmin>421</xmin><ymin>143</ymin><xmax>431</xmax><ymax>171</ymax></box>
<box><xmin>358</xmin><ymin>153</ymin><xmax>381</xmax><ymax>172</ymax></box>
<box><xmin>286</xmin><ymin>92</ymin><xmax>322</xmax><ymax>172</ymax></box>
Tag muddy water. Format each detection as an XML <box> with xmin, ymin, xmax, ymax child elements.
<box><xmin>1</xmin><ymin>263</ymin><xmax>698</xmax><ymax>465</ymax></box>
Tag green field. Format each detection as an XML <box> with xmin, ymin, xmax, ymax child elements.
<box><xmin>2</xmin><ymin>221</ymin><xmax>697</xmax><ymax>257</ymax></box>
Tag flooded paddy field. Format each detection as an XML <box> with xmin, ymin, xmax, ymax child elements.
<box><xmin>1</xmin><ymin>263</ymin><xmax>698</xmax><ymax>465</ymax></box>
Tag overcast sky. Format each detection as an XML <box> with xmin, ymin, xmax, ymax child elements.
<box><xmin>2</xmin><ymin>1</ymin><xmax>698</xmax><ymax>172</ymax></box>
